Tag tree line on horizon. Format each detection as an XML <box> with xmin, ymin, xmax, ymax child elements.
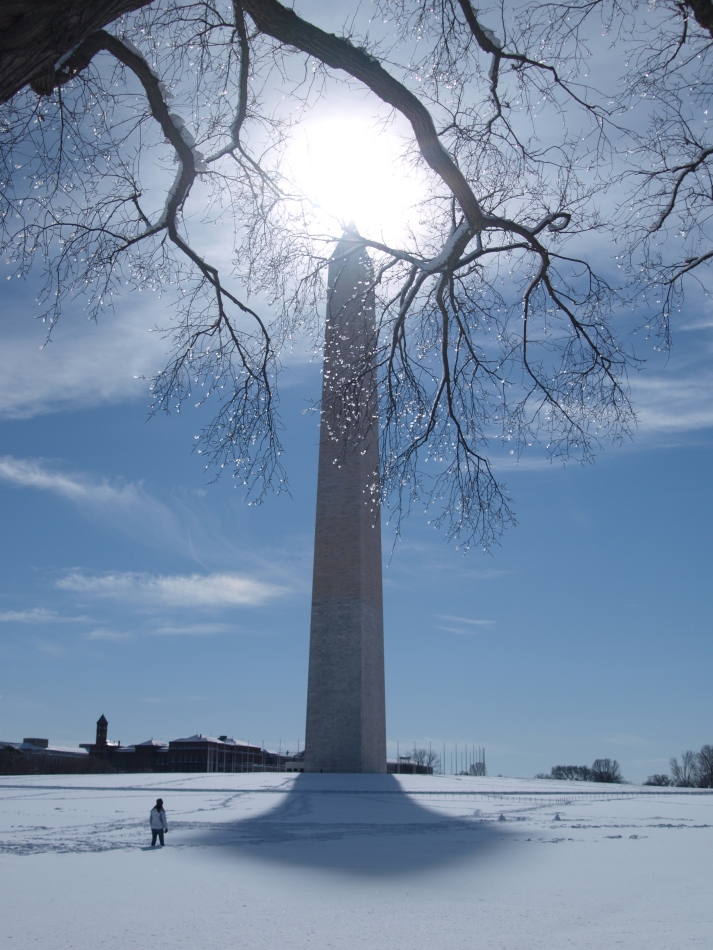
<box><xmin>535</xmin><ymin>745</ymin><xmax>713</xmax><ymax>787</ymax></box>
<box><xmin>644</xmin><ymin>745</ymin><xmax>713</xmax><ymax>788</ymax></box>
<box><xmin>536</xmin><ymin>758</ymin><xmax>624</xmax><ymax>784</ymax></box>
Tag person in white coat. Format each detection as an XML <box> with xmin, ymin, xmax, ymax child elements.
<box><xmin>149</xmin><ymin>798</ymin><xmax>168</xmax><ymax>847</ymax></box>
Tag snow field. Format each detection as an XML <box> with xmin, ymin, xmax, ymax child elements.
<box><xmin>1</xmin><ymin>773</ymin><xmax>711</xmax><ymax>949</ymax></box>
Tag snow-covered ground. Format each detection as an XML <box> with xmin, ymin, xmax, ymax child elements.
<box><xmin>1</xmin><ymin>773</ymin><xmax>710</xmax><ymax>949</ymax></box>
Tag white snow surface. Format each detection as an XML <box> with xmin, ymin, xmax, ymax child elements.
<box><xmin>1</xmin><ymin>773</ymin><xmax>710</xmax><ymax>949</ymax></box>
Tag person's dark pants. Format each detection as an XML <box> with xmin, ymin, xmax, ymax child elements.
<box><xmin>151</xmin><ymin>828</ymin><xmax>165</xmax><ymax>847</ymax></box>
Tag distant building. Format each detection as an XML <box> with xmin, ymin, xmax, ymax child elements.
<box><xmin>285</xmin><ymin>750</ymin><xmax>305</xmax><ymax>772</ymax></box>
<box><xmin>0</xmin><ymin>737</ymin><xmax>90</xmax><ymax>775</ymax></box>
<box><xmin>114</xmin><ymin>739</ymin><xmax>168</xmax><ymax>773</ymax></box>
<box><xmin>387</xmin><ymin>758</ymin><xmax>434</xmax><ymax>775</ymax></box>
<box><xmin>80</xmin><ymin>714</ymin><xmax>119</xmax><ymax>757</ymax></box>
<box><xmin>2</xmin><ymin>715</ymin><xmax>302</xmax><ymax>774</ymax></box>
<box><xmin>19</xmin><ymin>738</ymin><xmax>89</xmax><ymax>761</ymax></box>
<box><xmin>164</xmin><ymin>735</ymin><xmax>266</xmax><ymax>772</ymax></box>
<box><xmin>79</xmin><ymin>719</ymin><xmax>295</xmax><ymax>772</ymax></box>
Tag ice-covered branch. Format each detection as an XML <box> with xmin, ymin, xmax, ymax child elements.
<box><xmin>240</xmin><ymin>0</ymin><xmax>487</xmax><ymax>231</ymax></box>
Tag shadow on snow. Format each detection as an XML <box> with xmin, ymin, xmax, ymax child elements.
<box><xmin>184</xmin><ymin>773</ymin><xmax>514</xmax><ymax>878</ymax></box>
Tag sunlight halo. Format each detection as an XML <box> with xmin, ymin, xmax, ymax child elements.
<box><xmin>284</xmin><ymin>114</ymin><xmax>425</xmax><ymax>245</ymax></box>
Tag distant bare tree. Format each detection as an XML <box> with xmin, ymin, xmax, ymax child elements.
<box><xmin>538</xmin><ymin>764</ymin><xmax>593</xmax><ymax>781</ymax></box>
<box><xmin>590</xmin><ymin>759</ymin><xmax>623</xmax><ymax>784</ymax></box>
<box><xmin>553</xmin><ymin>765</ymin><xmax>592</xmax><ymax>782</ymax></box>
<box><xmin>670</xmin><ymin>750</ymin><xmax>699</xmax><ymax>787</ymax></box>
<box><xmin>411</xmin><ymin>748</ymin><xmax>441</xmax><ymax>773</ymax></box>
<box><xmin>696</xmin><ymin>745</ymin><xmax>713</xmax><ymax>788</ymax></box>
<box><xmin>643</xmin><ymin>774</ymin><xmax>672</xmax><ymax>787</ymax></box>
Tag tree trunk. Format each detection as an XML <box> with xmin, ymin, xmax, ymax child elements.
<box><xmin>0</xmin><ymin>0</ymin><xmax>154</xmax><ymax>103</ymax></box>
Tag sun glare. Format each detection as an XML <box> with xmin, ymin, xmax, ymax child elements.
<box><xmin>285</xmin><ymin>115</ymin><xmax>425</xmax><ymax>244</ymax></box>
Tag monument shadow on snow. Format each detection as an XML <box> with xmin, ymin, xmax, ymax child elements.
<box><xmin>187</xmin><ymin>773</ymin><xmax>515</xmax><ymax>877</ymax></box>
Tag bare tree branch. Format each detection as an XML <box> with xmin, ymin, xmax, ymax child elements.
<box><xmin>240</xmin><ymin>0</ymin><xmax>487</xmax><ymax>231</ymax></box>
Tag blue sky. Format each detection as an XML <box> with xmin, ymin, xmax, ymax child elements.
<box><xmin>1</xmin><ymin>262</ymin><xmax>711</xmax><ymax>782</ymax></box>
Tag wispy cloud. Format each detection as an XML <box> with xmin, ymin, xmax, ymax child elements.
<box><xmin>153</xmin><ymin>622</ymin><xmax>234</xmax><ymax>636</ymax></box>
<box><xmin>0</xmin><ymin>455</ymin><xmax>184</xmax><ymax>548</ymax></box>
<box><xmin>56</xmin><ymin>570</ymin><xmax>287</xmax><ymax>609</ymax></box>
<box><xmin>631</xmin><ymin>373</ymin><xmax>713</xmax><ymax>433</ymax></box>
<box><xmin>0</xmin><ymin>285</ymin><xmax>310</xmax><ymax>420</ymax></box>
<box><xmin>0</xmin><ymin>456</ymin><xmax>312</xmax><ymax>570</ymax></box>
<box><xmin>679</xmin><ymin>316</ymin><xmax>713</xmax><ymax>331</ymax></box>
<box><xmin>436</xmin><ymin>615</ymin><xmax>495</xmax><ymax>634</ymax></box>
<box><xmin>0</xmin><ymin>455</ymin><xmax>145</xmax><ymax>507</ymax></box>
<box><xmin>33</xmin><ymin>639</ymin><xmax>66</xmax><ymax>656</ymax></box>
<box><xmin>488</xmin><ymin>455</ymin><xmax>572</xmax><ymax>473</ymax></box>
<box><xmin>84</xmin><ymin>629</ymin><xmax>135</xmax><ymax>641</ymax></box>
<box><xmin>440</xmin><ymin>615</ymin><xmax>495</xmax><ymax>626</ymax></box>
<box><xmin>0</xmin><ymin>297</ymin><xmax>164</xmax><ymax>420</ymax></box>
<box><xmin>488</xmin><ymin>367</ymin><xmax>713</xmax><ymax>456</ymax></box>
<box><xmin>0</xmin><ymin>608</ymin><xmax>60</xmax><ymax>623</ymax></box>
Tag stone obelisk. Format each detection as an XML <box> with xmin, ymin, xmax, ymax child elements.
<box><xmin>304</xmin><ymin>231</ymin><xmax>387</xmax><ymax>773</ymax></box>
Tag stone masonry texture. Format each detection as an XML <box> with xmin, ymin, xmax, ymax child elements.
<box><xmin>304</xmin><ymin>232</ymin><xmax>387</xmax><ymax>773</ymax></box>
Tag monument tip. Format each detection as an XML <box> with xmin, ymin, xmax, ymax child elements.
<box><xmin>332</xmin><ymin>223</ymin><xmax>364</xmax><ymax>260</ymax></box>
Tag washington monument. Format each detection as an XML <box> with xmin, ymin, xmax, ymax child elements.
<box><xmin>303</xmin><ymin>231</ymin><xmax>387</xmax><ymax>773</ymax></box>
